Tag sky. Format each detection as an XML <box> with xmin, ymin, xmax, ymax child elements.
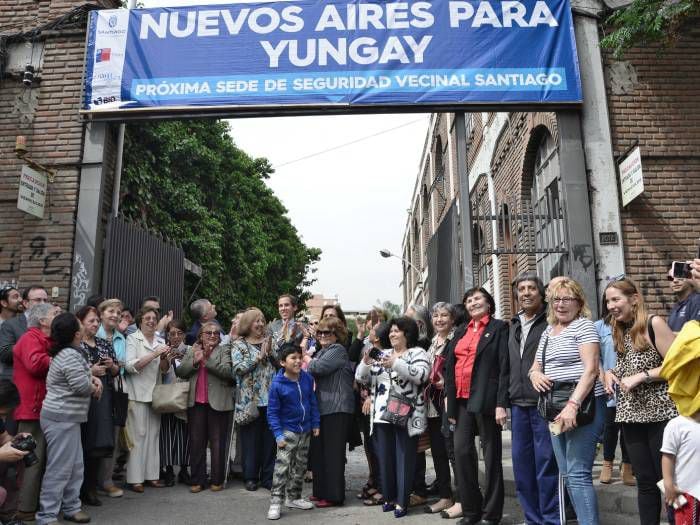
<box><xmin>228</xmin><ymin>114</ymin><xmax>429</xmax><ymax>311</ymax></box>
<box><xmin>138</xmin><ymin>0</ymin><xmax>431</xmax><ymax>311</ymax></box>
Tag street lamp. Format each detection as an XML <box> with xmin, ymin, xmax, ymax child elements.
<box><xmin>379</xmin><ymin>249</ymin><xmax>420</xmax><ymax>274</ymax></box>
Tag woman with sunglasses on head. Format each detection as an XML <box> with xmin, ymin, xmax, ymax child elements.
<box><xmin>302</xmin><ymin>317</ymin><xmax>355</xmax><ymax>508</ymax></box>
<box><xmin>158</xmin><ymin>319</ymin><xmax>191</xmax><ymax>487</ymax></box>
<box><xmin>176</xmin><ymin>321</ymin><xmax>234</xmax><ymax>493</ymax></box>
<box><xmin>603</xmin><ymin>278</ymin><xmax>678</xmax><ymax>525</ymax></box>
<box><xmin>529</xmin><ymin>278</ymin><xmax>605</xmax><ymax>525</ymax></box>
<box><xmin>232</xmin><ymin>307</ymin><xmax>277</xmax><ymax>491</ymax></box>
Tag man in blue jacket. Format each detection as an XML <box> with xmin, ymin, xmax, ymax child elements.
<box><xmin>266</xmin><ymin>343</ymin><xmax>320</xmax><ymax>520</ymax></box>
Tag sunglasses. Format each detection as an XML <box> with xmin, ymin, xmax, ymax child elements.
<box><xmin>317</xmin><ymin>330</ymin><xmax>334</xmax><ymax>337</ymax></box>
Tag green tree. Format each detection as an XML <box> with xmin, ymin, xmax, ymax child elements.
<box><xmin>600</xmin><ymin>0</ymin><xmax>699</xmax><ymax>58</ymax></box>
<box><xmin>377</xmin><ymin>300</ymin><xmax>402</xmax><ymax>319</ymax></box>
<box><xmin>121</xmin><ymin>119</ymin><xmax>320</xmax><ymax>322</ymax></box>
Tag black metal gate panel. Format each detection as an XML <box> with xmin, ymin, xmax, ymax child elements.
<box><xmin>427</xmin><ymin>201</ymin><xmax>462</xmax><ymax>304</ymax></box>
<box><xmin>102</xmin><ymin>215</ymin><xmax>184</xmax><ymax>318</ymax></box>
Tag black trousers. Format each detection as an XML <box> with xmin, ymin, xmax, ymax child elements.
<box><xmin>453</xmin><ymin>400</ymin><xmax>504</xmax><ymax>522</ymax></box>
<box><xmin>374</xmin><ymin>423</ymin><xmax>418</xmax><ymax>509</ymax></box>
<box><xmin>413</xmin><ymin>452</ymin><xmax>427</xmax><ymax>496</ymax></box>
<box><xmin>603</xmin><ymin>407</ymin><xmax>629</xmax><ymax>463</ymax></box>
<box><xmin>188</xmin><ymin>403</ymin><xmax>231</xmax><ymax>487</ymax></box>
<box><xmin>622</xmin><ymin>421</ymin><xmax>669</xmax><ymax>525</ymax></box>
<box><xmin>239</xmin><ymin>406</ymin><xmax>276</xmax><ymax>488</ymax></box>
<box><xmin>428</xmin><ymin>416</ymin><xmax>453</xmax><ymax>498</ymax></box>
<box><xmin>310</xmin><ymin>413</ymin><xmax>351</xmax><ymax>503</ymax></box>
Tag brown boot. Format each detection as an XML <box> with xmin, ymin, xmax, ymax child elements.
<box><xmin>621</xmin><ymin>462</ymin><xmax>636</xmax><ymax>486</ymax></box>
<box><xmin>599</xmin><ymin>460</ymin><xmax>614</xmax><ymax>484</ymax></box>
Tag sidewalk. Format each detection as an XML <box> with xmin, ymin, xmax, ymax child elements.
<box><xmin>483</xmin><ymin>430</ymin><xmax>657</xmax><ymax>525</ymax></box>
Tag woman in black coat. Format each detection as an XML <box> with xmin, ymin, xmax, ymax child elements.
<box><xmin>444</xmin><ymin>287</ymin><xmax>509</xmax><ymax>525</ymax></box>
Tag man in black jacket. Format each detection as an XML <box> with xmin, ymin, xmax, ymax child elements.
<box><xmin>508</xmin><ymin>273</ymin><xmax>560</xmax><ymax>525</ymax></box>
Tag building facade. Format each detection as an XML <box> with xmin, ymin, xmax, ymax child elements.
<box><xmin>402</xmin><ymin>14</ymin><xmax>700</xmax><ymax>319</ymax></box>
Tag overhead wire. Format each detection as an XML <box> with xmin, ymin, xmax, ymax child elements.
<box><xmin>274</xmin><ymin>117</ymin><xmax>426</xmax><ymax>168</ymax></box>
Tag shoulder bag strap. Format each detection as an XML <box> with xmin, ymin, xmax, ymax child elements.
<box><xmin>647</xmin><ymin>315</ymin><xmax>657</xmax><ymax>351</ymax></box>
<box><xmin>541</xmin><ymin>333</ymin><xmax>549</xmax><ymax>376</ymax></box>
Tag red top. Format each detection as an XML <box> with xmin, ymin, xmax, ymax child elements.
<box><xmin>12</xmin><ymin>327</ymin><xmax>52</xmax><ymax>421</ymax></box>
<box><xmin>454</xmin><ymin>315</ymin><xmax>490</xmax><ymax>399</ymax></box>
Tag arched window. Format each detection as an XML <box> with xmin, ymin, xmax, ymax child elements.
<box><xmin>530</xmin><ymin>132</ymin><xmax>564</xmax><ymax>280</ymax></box>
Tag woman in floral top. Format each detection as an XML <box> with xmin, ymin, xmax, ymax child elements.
<box><xmin>231</xmin><ymin>307</ymin><xmax>276</xmax><ymax>492</ymax></box>
<box><xmin>604</xmin><ymin>278</ymin><xmax>678</xmax><ymax>525</ymax></box>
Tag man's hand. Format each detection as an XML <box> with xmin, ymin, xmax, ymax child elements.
<box><xmin>312</xmin><ymin>428</ymin><xmax>320</xmax><ymax>437</ymax></box>
<box><xmin>495</xmin><ymin>407</ymin><xmax>507</xmax><ymax>426</ymax></box>
<box><xmin>277</xmin><ymin>438</ymin><xmax>286</xmax><ymax>449</ymax></box>
<box><xmin>0</xmin><ymin>441</ymin><xmax>29</xmax><ymax>463</ymax></box>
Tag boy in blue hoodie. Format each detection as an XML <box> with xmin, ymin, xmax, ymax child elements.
<box><xmin>267</xmin><ymin>343</ymin><xmax>320</xmax><ymax>520</ymax></box>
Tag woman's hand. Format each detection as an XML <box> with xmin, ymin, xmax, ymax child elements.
<box><xmin>380</xmin><ymin>353</ymin><xmax>397</xmax><ymax>369</ymax></box>
<box><xmin>362</xmin><ymin>396</ymin><xmax>372</xmax><ymax>415</ymax></box>
<box><xmin>495</xmin><ymin>407</ymin><xmax>507</xmax><ymax>426</ymax></box>
<box><xmin>555</xmin><ymin>403</ymin><xmax>578</xmax><ymax>432</ymax></box>
<box><xmin>530</xmin><ymin>370</ymin><xmax>553</xmax><ymax>392</ymax></box>
<box><xmin>91</xmin><ymin>363</ymin><xmax>107</xmax><ymax>377</ymax></box>
<box><xmin>663</xmin><ymin>480</ymin><xmax>682</xmax><ymax>508</ymax></box>
<box><xmin>362</xmin><ymin>349</ymin><xmax>374</xmax><ymax>365</ymax></box>
<box><xmin>619</xmin><ymin>373</ymin><xmax>645</xmax><ymax>394</ymax></box>
<box><xmin>193</xmin><ymin>343</ymin><xmax>204</xmax><ymax>365</ymax></box>
<box><xmin>604</xmin><ymin>370</ymin><xmax>618</xmax><ymax>395</ymax></box>
<box><xmin>91</xmin><ymin>376</ymin><xmax>103</xmax><ymax>399</ymax></box>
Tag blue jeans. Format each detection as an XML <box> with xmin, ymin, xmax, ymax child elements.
<box><xmin>550</xmin><ymin>395</ymin><xmax>606</xmax><ymax>525</ymax></box>
<box><xmin>511</xmin><ymin>405</ymin><xmax>560</xmax><ymax>525</ymax></box>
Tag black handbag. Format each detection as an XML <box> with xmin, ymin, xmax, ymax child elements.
<box><xmin>113</xmin><ymin>375</ymin><xmax>129</xmax><ymax>427</ymax></box>
<box><xmin>536</xmin><ymin>335</ymin><xmax>596</xmax><ymax>426</ymax></box>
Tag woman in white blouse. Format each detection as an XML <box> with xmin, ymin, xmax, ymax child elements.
<box><xmin>124</xmin><ymin>306</ymin><xmax>169</xmax><ymax>492</ymax></box>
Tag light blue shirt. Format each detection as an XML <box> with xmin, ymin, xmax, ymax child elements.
<box><xmin>97</xmin><ymin>324</ymin><xmax>126</xmax><ymax>375</ymax></box>
<box><xmin>594</xmin><ymin>319</ymin><xmax>616</xmax><ymax>407</ymax></box>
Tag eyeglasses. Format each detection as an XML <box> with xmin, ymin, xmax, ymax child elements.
<box><xmin>28</xmin><ymin>297</ymin><xmax>49</xmax><ymax>304</ymax></box>
<box><xmin>202</xmin><ymin>331</ymin><xmax>219</xmax><ymax>337</ymax></box>
<box><xmin>317</xmin><ymin>330</ymin><xmax>334</xmax><ymax>337</ymax></box>
<box><xmin>552</xmin><ymin>297</ymin><xmax>578</xmax><ymax>305</ymax></box>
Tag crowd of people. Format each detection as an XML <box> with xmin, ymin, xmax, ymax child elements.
<box><xmin>0</xmin><ymin>257</ymin><xmax>696</xmax><ymax>525</ymax></box>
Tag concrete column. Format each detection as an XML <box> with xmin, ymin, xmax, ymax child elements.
<box><xmin>556</xmin><ymin>111</ymin><xmax>599</xmax><ymax>314</ymax></box>
<box><xmin>572</xmin><ymin>0</ymin><xmax>627</xmax><ymax>302</ymax></box>
<box><xmin>69</xmin><ymin>122</ymin><xmax>109</xmax><ymax>311</ymax></box>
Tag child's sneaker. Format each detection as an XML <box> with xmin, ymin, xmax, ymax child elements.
<box><xmin>267</xmin><ymin>503</ymin><xmax>281</xmax><ymax>520</ymax></box>
<box><xmin>285</xmin><ymin>498</ymin><xmax>314</xmax><ymax>510</ymax></box>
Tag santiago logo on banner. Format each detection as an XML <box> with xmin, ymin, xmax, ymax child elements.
<box><xmin>83</xmin><ymin>0</ymin><xmax>582</xmax><ymax>113</ymax></box>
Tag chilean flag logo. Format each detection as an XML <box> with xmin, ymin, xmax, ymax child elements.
<box><xmin>96</xmin><ymin>48</ymin><xmax>111</xmax><ymax>62</ymax></box>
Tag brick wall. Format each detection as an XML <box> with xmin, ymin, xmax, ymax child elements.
<box><xmin>1</xmin><ymin>1</ymin><xmax>118</xmax><ymax>307</ymax></box>
<box><xmin>604</xmin><ymin>26</ymin><xmax>700</xmax><ymax>314</ymax></box>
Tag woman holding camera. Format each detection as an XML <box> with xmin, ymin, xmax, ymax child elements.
<box><xmin>604</xmin><ymin>278</ymin><xmax>678</xmax><ymax>525</ymax></box>
<box><xmin>355</xmin><ymin>316</ymin><xmax>430</xmax><ymax>518</ymax></box>
<box><xmin>232</xmin><ymin>307</ymin><xmax>277</xmax><ymax>491</ymax></box>
<box><xmin>76</xmin><ymin>305</ymin><xmax>119</xmax><ymax>507</ymax></box>
<box><xmin>176</xmin><ymin>321</ymin><xmax>234</xmax><ymax>493</ymax></box>
<box><xmin>36</xmin><ymin>312</ymin><xmax>102</xmax><ymax>525</ymax></box>
<box><xmin>445</xmin><ymin>288</ymin><xmax>509</xmax><ymax>525</ymax></box>
<box><xmin>529</xmin><ymin>278</ymin><xmax>605</xmax><ymax>525</ymax></box>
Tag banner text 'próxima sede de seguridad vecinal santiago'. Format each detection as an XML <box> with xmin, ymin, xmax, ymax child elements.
<box><xmin>83</xmin><ymin>0</ymin><xmax>582</xmax><ymax>114</ymax></box>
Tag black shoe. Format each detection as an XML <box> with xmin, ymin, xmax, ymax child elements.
<box><xmin>178</xmin><ymin>468</ymin><xmax>192</xmax><ymax>485</ymax></box>
<box><xmin>244</xmin><ymin>480</ymin><xmax>258</xmax><ymax>491</ymax></box>
<box><xmin>425</xmin><ymin>479</ymin><xmax>440</xmax><ymax>496</ymax></box>
<box><xmin>477</xmin><ymin>521</ymin><xmax>500</xmax><ymax>525</ymax></box>
<box><xmin>81</xmin><ymin>491</ymin><xmax>102</xmax><ymax>507</ymax></box>
<box><xmin>457</xmin><ymin>518</ymin><xmax>481</xmax><ymax>525</ymax></box>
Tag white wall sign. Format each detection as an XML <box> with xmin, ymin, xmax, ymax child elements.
<box><xmin>618</xmin><ymin>146</ymin><xmax>644</xmax><ymax>207</ymax></box>
<box><xmin>17</xmin><ymin>165</ymin><xmax>47</xmax><ymax>218</ymax></box>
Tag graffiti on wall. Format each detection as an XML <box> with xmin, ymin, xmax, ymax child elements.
<box><xmin>71</xmin><ymin>253</ymin><xmax>90</xmax><ymax>309</ymax></box>
<box><xmin>29</xmin><ymin>236</ymin><xmax>64</xmax><ymax>275</ymax></box>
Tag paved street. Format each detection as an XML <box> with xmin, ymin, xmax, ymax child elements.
<box><xmin>87</xmin><ymin>447</ymin><xmax>525</xmax><ymax>524</ymax></box>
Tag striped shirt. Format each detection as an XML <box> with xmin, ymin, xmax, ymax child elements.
<box><xmin>535</xmin><ymin>317</ymin><xmax>604</xmax><ymax>396</ymax></box>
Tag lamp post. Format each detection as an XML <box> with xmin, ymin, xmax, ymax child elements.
<box><xmin>379</xmin><ymin>249</ymin><xmax>421</xmax><ymax>275</ymax></box>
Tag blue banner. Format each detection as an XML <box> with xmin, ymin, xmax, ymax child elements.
<box><xmin>83</xmin><ymin>0</ymin><xmax>582</xmax><ymax>113</ymax></box>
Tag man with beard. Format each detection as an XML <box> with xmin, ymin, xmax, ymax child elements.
<box><xmin>0</xmin><ymin>288</ymin><xmax>23</xmax><ymax>329</ymax></box>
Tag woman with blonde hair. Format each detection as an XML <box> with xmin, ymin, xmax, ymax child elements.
<box><xmin>529</xmin><ymin>277</ymin><xmax>605</xmax><ymax>525</ymax></box>
<box><xmin>231</xmin><ymin>307</ymin><xmax>276</xmax><ymax>491</ymax></box>
<box><xmin>604</xmin><ymin>278</ymin><xmax>677</xmax><ymax>525</ymax></box>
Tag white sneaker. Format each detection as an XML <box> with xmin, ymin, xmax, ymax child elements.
<box><xmin>267</xmin><ymin>503</ymin><xmax>281</xmax><ymax>520</ymax></box>
<box><xmin>285</xmin><ymin>498</ymin><xmax>314</xmax><ymax>510</ymax></box>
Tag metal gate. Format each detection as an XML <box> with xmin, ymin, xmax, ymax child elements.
<box><xmin>101</xmin><ymin>215</ymin><xmax>185</xmax><ymax>317</ymax></box>
<box><xmin>469</xmin><ymin>173</ymin><xmax>569</xmax><ymax>297</ymax></box>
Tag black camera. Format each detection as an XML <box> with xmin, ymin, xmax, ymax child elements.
<box><xmin>368</xmin><ymin>347</ymin><xmax>384</xmax><ymax>360</ymax></box>
<box><xmin>11</xmin><ymin>435</ymin><xmax>38</xmax><ymax>467</ymax></box>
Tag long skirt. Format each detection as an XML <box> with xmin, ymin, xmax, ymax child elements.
<box><xmin>160</xmin><ymin>414</ymin><xmax>189</xmax><ymax>468</ymax></box>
